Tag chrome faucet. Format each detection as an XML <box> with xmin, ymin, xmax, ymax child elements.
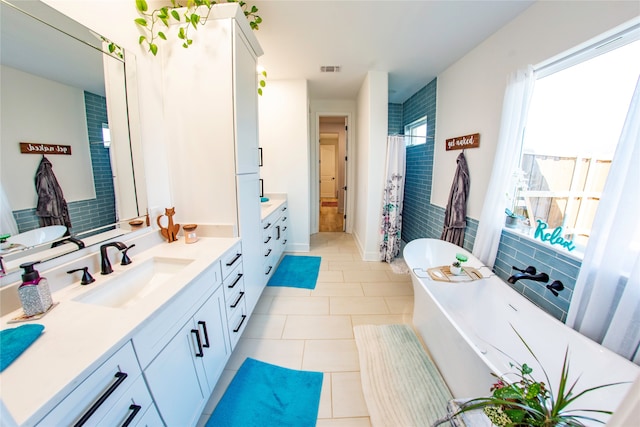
<box><xmin>100</xmin><ymin>242</ymin><xmax>135</xmax><ymax>275</ymax></box>
<box><xmin>507</xmin><ymin>265</ymin><xmax>549</xmax><ymax>284</ymax></box>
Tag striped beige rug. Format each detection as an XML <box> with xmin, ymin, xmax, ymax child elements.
<box><xmin>354</xmin><ymin>324</ymin><xmax>453</xmax><ymax>427</ymax></box>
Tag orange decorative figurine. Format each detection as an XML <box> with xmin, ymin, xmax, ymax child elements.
<box><xmin>157</xmin><ymin>207</ymin><xmax>180</xmax><ymax>243</ymax></box>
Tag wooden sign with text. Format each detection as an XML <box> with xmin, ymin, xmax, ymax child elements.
<box><xmin>20</xmin><ymin>142</ymin><xmax>72</xmax><ymax>155</ymax></box>
<box><xmin>445</xmin><ymin>133</ymin><xmax>480</xmax><ymax>151</ymax></box>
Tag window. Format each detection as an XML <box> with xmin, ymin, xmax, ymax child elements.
<box><xmin>514</xmin><ymin>35</ymin><xmax>640</xmax><ymax>253</ymax></box>
<box><xmin>404</xmin><ymin>116</ymin><xmax>427</xmax><ymax>146</ymax></box>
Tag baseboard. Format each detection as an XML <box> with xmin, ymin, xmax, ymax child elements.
<box><xmin>284</xmin><ymin>242</ymin><xmax>310</xmax><ymax>253</ymax></box>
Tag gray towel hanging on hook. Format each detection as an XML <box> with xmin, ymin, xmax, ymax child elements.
<box><xmin>441</xmin><ymin>152</ymin><xmax>470</xmax><ymax>246</ymax></box>
<box><xmin>35</xmin><ymin>155</ymin><xmax>71</xmax><ymax>231</ymax></box>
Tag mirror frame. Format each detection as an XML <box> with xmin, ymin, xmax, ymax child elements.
<box><xmin>0</xmin><ymin>0</ymin><xmax>148</xmax><ymax>275</ymax></box>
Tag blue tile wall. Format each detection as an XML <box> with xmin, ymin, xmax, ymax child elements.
<box><xmin>388</xmin><ymin>103</ymin><xmax>403</xmax><ymax>135</ymax></box>
<box><xmin>13</xmin><ymin>92</ymin><xmax>116</xmax><ymax>236</ymax></box>
<box><xmin>494</xmin><ymin>229</ymin><xmax>581</xmax><ymax>321</ymax></box>
<box><xmin>397</xmin><ymin>79</ymin><xmax>478</xmax><ymax>253</ymax></box>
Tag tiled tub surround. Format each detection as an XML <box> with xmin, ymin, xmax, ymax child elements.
<box><xmin>0</xmin><ymin>232</ymin><xmax>240</xmax><ymax>426</ymax></box>
<box><xmin>392</xmin><ymin>77</ymin><xmax>581</xmax><ymax>323</ymax></box>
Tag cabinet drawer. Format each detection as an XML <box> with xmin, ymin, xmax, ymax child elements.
<box><xmin>228</xmin><ymin>304</ymin><xmax>248</xmax><ymax>349</ymax></box>
<box><xmin>220</xmin><ymin>242</ymin><xmax>243</xmax><ymax>280</ymax></box>
<box><xmin>95</xmin><ymin>375</ymin><xmax>156</xmax><ymax>427</ymax></box>
<box><xmin>37</xmin><ymin>342</ymin><xmax>141</xmax><ymax>427</ymax></box>
<box><xmin>222</xmin><ymin>261</ymin><xmax>244</xmax><ymax>303</ymax></box>
<box><xmin>225</xmin><ymin>285</ymin><xmax>246</xmax><ymax>321</ymax></box>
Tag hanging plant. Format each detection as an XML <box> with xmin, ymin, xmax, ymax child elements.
<box><xmin>134</xmin><ymin>0</ymin><xmax>262</xmax><ymax>56</ymax></box>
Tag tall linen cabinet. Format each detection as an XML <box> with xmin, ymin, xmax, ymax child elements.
<box><xmin>161</xmin><ymin>4</ymin><xmax>265</xmax><ymax>315</ymax></box>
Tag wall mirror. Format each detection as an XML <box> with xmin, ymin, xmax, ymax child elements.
<box><xmin>0</xmin><ymin>0</ymin><xmax>148</xmax><ymax>275</ymax></box>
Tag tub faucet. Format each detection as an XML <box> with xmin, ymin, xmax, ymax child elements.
<box><xmin>507</xmin><ymin>265</ymin><xmax>549</xmax><ymax>284</ymax></box>
<box><xmin>100</xmin><ymin>241</ymin><xmax>129</xmax><ymax>275</ymax></box>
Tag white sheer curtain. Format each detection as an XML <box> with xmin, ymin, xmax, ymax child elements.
<box><xmin>380</xmin><ymin>135</ymin><xmax>406</xmax><ymax>263</ymax></box>
<box><xmin>472</xmin><ymin>66</ymin><xmax>535</xmax><ymax>267</ymax></box>
<box><xmin>566</xmin><ymin>77</ymin><xmax>640</xmax><ymax>364</ymax></box>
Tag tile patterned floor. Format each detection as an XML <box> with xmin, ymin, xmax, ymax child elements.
<box><xmin>197</xmin><ymin>232</ymin><xmax>414</xmax><ymax>426</ymax></box>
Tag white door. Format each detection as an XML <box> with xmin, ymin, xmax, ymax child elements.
<box><xmin>320</xmin><ymin>144</ymin><xmax>336</xmax><ymax>198</ymax></box>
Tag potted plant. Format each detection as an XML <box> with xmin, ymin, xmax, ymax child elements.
<box><xmin>450</xmin><ymin>253</ymin><xmax>468</xmax><ymax>275</ymax></box>
<box><xmin>444</xmin><ymin>328</ymin><xmax>627</xmax><ymax>426</ymax></box>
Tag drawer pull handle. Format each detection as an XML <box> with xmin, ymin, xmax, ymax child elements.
<box><xmin>198</xmin><ymin>320</ymin><xmax>210</xmax><ymax>348</ymax></box>
<box><xmin>231</xmin><ymin>291</ymin><xmax>245</xmax><ymax>308</ymax></box>
<box><xmin>282</xmin><ymin>206</ymin><xmax>287</xmax><ymax>211</ymax></box>
<box><xmin>264</xmin><ymin>248</ymin><xmax>272</xmax><ymax>257</ymax></box>
<box><xmin>233</xmin><ymin>315</ymin><xmax>247</xmax><ymax>333</ymax></box>
<box><xmin>263</xmin><ymin>222</ymin><xmax>271</xmax><ymax>230</ymax></box>
<box><xmin>282</xmin><ymin>226</ymin><xmax>287</xmax><ymax>232</ymax></box>
<box><xmin>225</xmin><ymin>253</ymin><xmax>242</xmax><ymax>266</ymax></box>
<box><xmin>121</xmin><ymin>404</ymin><xmax>142</xmax><ymax>427</ymax></box>
<box><xmin>283</xmin><ymin>239</ymin><xmax>288</xmax><ymax>245</ymax></box>
<box><xmin>228</xmin><ymin>273</ymin><xmax>243</xmax><ymax>289</ymax></box>
<box><xmin>276</xmin><ymin>225</ymin><xmax>281</xmax><ymax>240</ymax></box>
<box><xmin>264</xmin><ymin>236</ymin><xmax>271</xmax><ymax>244</ymax></box>
<box><xmin>74</xmin><ymin>372</ymin><xmax>128</xmax><ymax>427</ymax></box>
<box><xmin>282</xmin><ymin>216</ymin><xmax>287</xmax><ymax>221</ymax></box>
<box><xmin>191</xmin><ymin>329</ymin><xmax>204</xmax><ymax>357</ymax></box>
<box><xmin>265</xmin><ymin>266</ymin><xmax>272</xmax><ymax>275</ymax></box>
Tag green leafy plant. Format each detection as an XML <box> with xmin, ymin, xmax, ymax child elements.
<box><xmin>134</xmin><ymin>0</ymin><xmax>262</xmax><ymax>56</ymax></box>
<box><xmin>452</xmin><ymin>328</ymin><xmax>627</xmax><ymax>426</ymax></box>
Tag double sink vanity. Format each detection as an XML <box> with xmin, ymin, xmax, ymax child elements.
<box><xmin>0</xmin><ymin>198</ymin><xmax>288</xmax><ymax>426</ymax></box>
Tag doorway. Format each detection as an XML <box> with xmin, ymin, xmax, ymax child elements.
<box><xmin>318</xmin><ymin>116</ymin><xmax>348</xmax><ymax>232</ymax></box>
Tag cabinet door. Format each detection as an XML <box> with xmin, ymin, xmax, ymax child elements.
<box><xmin>192</xmin><ymin>289</ymin><xmax>229</xmax><ymax>392</ymax></box>
<box><xmin>233</xmin><ymin>23</ymin><xmax>259</xmax><ymax>174</ymax></box>
<box><xmin>144</xmin><ymin>320</ymin><xmax>206</xmax><ymax>427</ymax></box>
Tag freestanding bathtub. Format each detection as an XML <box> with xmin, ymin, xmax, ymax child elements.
<box><xmin>403</xmin><ymin>238</ymin><xmax>639</xmax><ymax>424</ymax></box>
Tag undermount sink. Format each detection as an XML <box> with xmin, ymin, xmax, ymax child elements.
<box><xmin>74</xmin><ymin>257</ymin><xmax>194</xmax><ymax>309</ymax></box>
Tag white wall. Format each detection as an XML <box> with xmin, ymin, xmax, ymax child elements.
<box><xmin>258</xmin><ymin>79</ymin><xmax>310</xmax><ymax>252</ymax></box>
<box><xmin>433</xmin><ymin>0</ymin><xmax>640</xmax><ymax>219</ymax></box>
<box><xmin>1</xmin><ymin>65</ymin><xmax>95</xmax><ymax>210</ymax></box>
<box><xmin>354</xmin><ymin>71</ymin><xmax>388</xmax><ymax>261</ymax></box>
<box><xmin>43</xmin><ymin>0</ymin><xmax>173</xmax><ymax>216</ymax></box>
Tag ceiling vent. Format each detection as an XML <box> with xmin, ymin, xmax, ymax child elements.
<box><xmin>320</xmin><ymin>65</ymin><xmax>341</xmax><ymax>73</ymax></box>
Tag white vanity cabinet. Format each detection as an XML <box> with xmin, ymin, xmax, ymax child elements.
<box><xmin>262</xmin><ymin>202</ymin><xmax>289</xmax><ymax>285</ymax></box>
<box><xmin>36</xmin><ymin>341</ymin><xmax>160</xmax><ymax>427</ymax></box>
<box><xmin>135</xmin><ymin>263</ymin><xmax>229</xmax><ymax>426</ymax></box>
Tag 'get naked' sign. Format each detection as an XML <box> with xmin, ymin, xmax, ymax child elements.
<box><xmin>20</xmin><ymin>142</ymin><xmax>72</xmax><ymax>155</ymax></box>
<box><xmin>445</xmin><ymin>133</ymin><xmax>480</xmax><ymax>151</ymax></box>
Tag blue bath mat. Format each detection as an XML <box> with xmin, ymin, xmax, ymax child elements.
<box><xmin>0</xmin><ymin>324</ymin><xmax>45</xmax><ymax>372</ymax></box>
<box><xmin>207</xmin><ymin>358</ymin><xmax>323</xmax><ymax>427</ymax></box>
<box><xmin>267</xmin><ymin>255</ymin><xmax>322</xmax><ymax>289</ymax></box>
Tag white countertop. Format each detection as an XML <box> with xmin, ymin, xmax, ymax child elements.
<box><xmin>260</xmin><ymin>195</ymin><xmax>286</xmax><ymax>220</ymax></box>
<box><xmin>0</xmin><ymin>236</ymin><xmax>239</xmax><ymax>426</ymax></box>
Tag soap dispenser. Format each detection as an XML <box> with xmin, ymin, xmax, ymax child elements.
<box><xmin>18</xmin><ymin>261</ymin><xmax>53</xmax><ymax>317</ymax></box>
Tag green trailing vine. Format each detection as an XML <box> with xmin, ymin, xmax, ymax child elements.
<box><xmin>134</xmin><ymin>0</ymin><xmax>262</xmax><ymax>56</ymax></box>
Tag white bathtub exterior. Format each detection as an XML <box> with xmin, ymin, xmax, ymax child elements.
<box><xmin>404</xmin><ymin>238</ymin><xmax>639</xmax><ymax>425</ymax></box>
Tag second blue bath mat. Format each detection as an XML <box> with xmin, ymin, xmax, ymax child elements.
<box><xmin>267</xmin><ymin>255</ymin><xmax>322</xmax><ymax>290</ymax></box>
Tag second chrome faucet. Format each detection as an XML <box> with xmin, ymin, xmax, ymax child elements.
<box><xmin>100</xmin><ymin>242</ymin><xmax>135</xmax><ymax>275</ymax></box>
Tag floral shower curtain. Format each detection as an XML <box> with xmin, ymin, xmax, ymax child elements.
<box><xmin>380</xmin><ymin>135</ymin><xmax>406</xmax><ymax>263</ymax></box>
